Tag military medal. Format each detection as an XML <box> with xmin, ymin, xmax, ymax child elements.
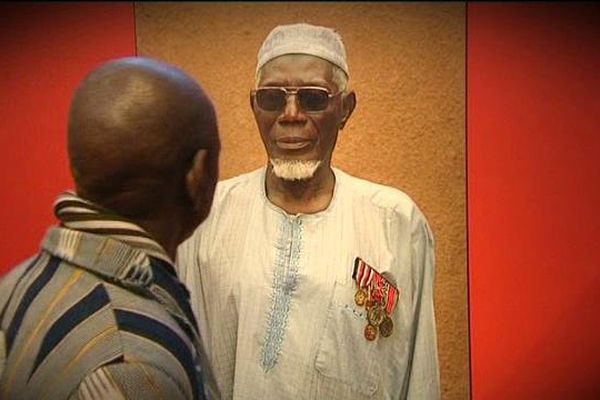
<box><xmin>367</xmin><ymin>303</ymin><xmax>384</xmax><ymax>326</ymax></box>
<box><xmin>354</xmin><ymin>288</ymin><xmax>367</xmax><ymax>306</ymax></box>
<box><xmin>379</xmin><ymin>315</ymin><xmax>394</xmax><ymax>337</ymax></box>
<box><xmin>364</xmin><ymin>323</ymin><xmax>378</xmax><ymax>341</ymax></box>
<box><xmin>352</xmin><ymin>257</ymin><xmax>400</xmax><ymax>341</ymax></box>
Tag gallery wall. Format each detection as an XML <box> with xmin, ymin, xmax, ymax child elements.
<box><xmin>1</xmin><ymin>2</ymin><xmax>598</xmax><ymax>399</ymax></box>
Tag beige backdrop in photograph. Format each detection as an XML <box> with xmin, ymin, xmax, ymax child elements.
<box><xmin>136</xmin><ymin>2</ymin><xmax>467</xmax><ymax>398</ymax></box>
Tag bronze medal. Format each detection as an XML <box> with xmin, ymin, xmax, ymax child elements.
<box><xmin>367</xmin><ymin>303</ymin><xmax>384</xmax><ymax>327</ymax></box>
<box><xmin>379</xmin><ymin>315</ymin><xmax>394</xmax><ymax>337</ymax></box>
<box><xmin>354</xmin><ymin>288</ymin><xmax>367</xmax><ymax>306</ymax></box>
<box><xmin>364</xmin><ymin>323</ymin><xmax>378</xmax><ymax>341</ymax></box>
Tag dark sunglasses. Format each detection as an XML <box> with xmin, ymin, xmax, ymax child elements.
<box><xmin>251</xmin><ymin>86</ymin><xmax>341</xmax><ymax>112</ymax></box>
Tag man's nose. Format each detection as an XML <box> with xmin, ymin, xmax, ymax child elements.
<box><xmin>279</xmin><ymin>94</ymin><xmax>306</xmax><ymax>122</ymax></box>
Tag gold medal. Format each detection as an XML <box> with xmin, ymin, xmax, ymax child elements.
<box><xmin>367</xmin><ymin>303</ymin><xmax>384</xmax><ymax>327</ymax></box>
<box><xmin>364</xmin><ymin>323</ymin><xmax>378</xmax><ymax>341</ymax></box>
<box><xmin>354</xmin><ymin>288</ymin><xmax>367</xmax><ymax>306</ymax></box>
<box><xmin>379</xmin><ymin>315</ymin><xmax>394</xmax><ymax>337</ymax></box>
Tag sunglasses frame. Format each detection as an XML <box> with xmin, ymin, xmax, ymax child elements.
<box><xmin>251</xmin><ymin>86</ymin><xmax>342</xmax><ymax>113</ymax></box>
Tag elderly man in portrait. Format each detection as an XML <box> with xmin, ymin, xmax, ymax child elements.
<box><xmin>178</xmin><ymin>23</ymin><xmax>440</xmax><ymax>399</ymax></box>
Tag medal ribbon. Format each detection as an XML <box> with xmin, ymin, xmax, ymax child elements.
<box><xmin>353</xmin><ymin>257</ymin><xmax>399</xmax><ymax>315</ymax></box>
<box><xmin>371</xmin><ymin>273</ymin><xmax>385</xmax><ymax>303</ymax></box>
<box><xmin>355</xmin><ymin>258</ymin><xmax>375</xmax><ymax>289</ymax></box>
<box><xmin>386</xmin><ymin>285</ymin><xmax>398</xmax><ymax>315</ymax></box>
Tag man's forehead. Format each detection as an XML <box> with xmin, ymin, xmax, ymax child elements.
<box><xmin>258</xmin><ymin>55</ymin><xmax>334</xmax><ymax>85</ymax></box>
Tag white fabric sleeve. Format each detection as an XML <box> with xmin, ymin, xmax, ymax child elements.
<box><xmin>406</xmin><ymin>214</ymin><xmax>441</xmax><ymax>400</ymax></box>
<box><xmin>176</xmin><ymin>233</ymin><xmax>219</xmax><ymax>400</ymax></box>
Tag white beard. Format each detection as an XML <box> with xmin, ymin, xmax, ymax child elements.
<box><xmin>269</xmin><ymin>158</ymin><xmax>322</xmax><ymax>181</ymax></box>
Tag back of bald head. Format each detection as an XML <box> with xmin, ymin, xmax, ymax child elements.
<box><xmin>68</xmin><ymin>57</ymin><xmax>219</xmax><ymax>219</ymax></box>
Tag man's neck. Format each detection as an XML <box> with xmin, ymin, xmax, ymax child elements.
<box><xmin>265</xmin><ymin>163</ymin><xmax>336</xmax><ymax>215</ymax></box>
<box><xmin>135</xmin><ymin>218</ymin><xmax>182</xmax><ymax>261</ymax></box>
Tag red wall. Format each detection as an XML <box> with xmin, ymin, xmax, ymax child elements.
<box><xmin>0</xmin><ymin>3</ymin><xmax>136</xmax><ymax>273</ymax></box>
<box><xmin>468</xmin><ymin>3</ymin><xmax>600</xmax><ymax>399</ymax></box>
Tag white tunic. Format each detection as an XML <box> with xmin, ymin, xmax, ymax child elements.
<box><xmin>177</xmin><ymin>167</ymin><xmax>440</xmax><ymax>400</ymax></box>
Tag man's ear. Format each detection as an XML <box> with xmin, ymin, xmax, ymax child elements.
<box><xmin>340</xmin><ymin>91</ymin><xmax>356</xmax><ymax>130</ymax></box>
<box><xmin>185</xmin><ymin>148</ymin><xmax>209</xmax><ymax>205</ymax></box>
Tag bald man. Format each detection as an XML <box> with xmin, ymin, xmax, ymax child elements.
<box><xmin>0</xmin><ymin>57</ymin><xmax>220</xmax><ymax>399</ymax></box>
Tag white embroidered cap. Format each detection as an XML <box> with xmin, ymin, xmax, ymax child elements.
<box><xmin>256</xmin><ymin>23</ymin><xmax>349</xmax><ymax>77</ymax></box>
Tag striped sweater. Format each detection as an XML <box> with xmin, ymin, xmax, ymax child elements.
<box><xmin>0</xmin><ymin>193</ymin><xmax>211</xmax><ymax>399</ymax></box>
